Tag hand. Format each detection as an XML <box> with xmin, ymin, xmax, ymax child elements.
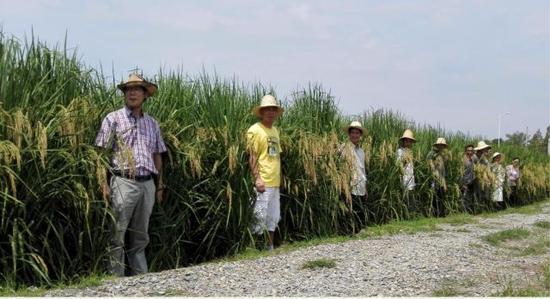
<box><xmin>255</xmin><ymin>178</ymin><xmax>266</xmax><ymax>193</ymax></box>
<box><xmin>102</xmin><ymin>183</ymin><xmax>110</xmax><ymax>206</ymax></box>
<box><xmin>156</xmin><ymin>189</ymin><xmax>164</xmax><ymax>204</ymax></box>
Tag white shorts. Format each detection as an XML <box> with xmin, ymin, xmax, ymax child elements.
<box><xmin>252</xmin><ymin>187</ymin><xmax>280</xmax><ymax>234</ymax></box>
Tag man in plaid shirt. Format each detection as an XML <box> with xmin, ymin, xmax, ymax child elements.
<box><xmin>95</xmin><ymin>74</ymin><xmax>167</xmax><ymax>277</ymax></box>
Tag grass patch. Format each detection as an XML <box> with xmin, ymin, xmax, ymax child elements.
<box><xmin>498</xmin><ymin>284</ymin><xmax>547</xmax><ymax>297</ymax></box>
<box><xmin>440</xmin><ymin>213</ymin><xmax>479</xmax><ymax>226</ymax></box>
<box><xmin>214</xmin><ymin>235</ymin><xmax>353</xmax><ymax>263</ymax></box>
<box><xmin>534</xmin><ymin>220</ymin><xmax>550</xmax><ymax>229</ymax></box>
<box><xmin>301</xmin><ymin>258</ymin><xmax>336</xmax><ymax>270</ymax></box>
<box><xmin>0</xmin><ymin>286</ymin><xmax>47</xmax><ymax>297</ymax></box>
<box><xmin>481</xmin><ymin>200</ymin><xmax>549</xmax><ymax>218</ymax></box>
<box><xmin>483</xmin><ymin>228</ymin><xmax>531</xmax><ymax>246</ymax></box>
<box><xmin>518</xmin><ymin>238</ymin><xmax>550</xmax><ymax>256</ymax></box>
<box><xmin>0</xmin><ymin>274</ymin><xmax>111</xmax><ymax>297</ymax></box>
<box><xmin>358</xmin><ymin>217</ymin><xmax>439</xmax><ymax>237</ymax></box>
<box><xmin>432</xmin><ymin>277</ymin><xmax>475</xmax><ymax>296</ymax></box>
<box><xmin>542</xmin><ymin>262</ymin><xmax>550</xmax><ymax>290</ymax></box>
<box><xmin>432</xmin><ymin>285</ymin><xmax>462</xmax><ymax>296</ymax></box>
<box><xmin>494</xmin><ymin>262</ymin><xmax>550</xmax><ymax>297</ymax></box>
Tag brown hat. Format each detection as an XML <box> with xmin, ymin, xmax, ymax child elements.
<box><xmin>117</xmin><ymin>74</ymin><xmax>158</xmax><ymax>97</ymax></box>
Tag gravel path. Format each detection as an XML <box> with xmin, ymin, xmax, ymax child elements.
<box><xmin>48</xmin><ymin>202</ymin><xmax>550</xmax><ymax>297</ymax></box>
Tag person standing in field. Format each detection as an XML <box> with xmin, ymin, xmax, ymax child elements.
<box><xmin>505</xmin><ymin>157</ymin><xmax>521</xmax><ymax>206</ymax></box>
<box><xmin>397</xmin><ymin>129</ymin><xmax>417</xmax><ymax>214</ymax></box>
<box><xmin>490</xmin><ymin>152</ymin><xmax>506</xmax><ymax>210</ymax></box>
<box><xmin>461</xmin><ymin>144</ymin><xmax>476</xmax><ymax>213</ymax></box>
<box><xmin>339</xmin><ymin>121</ymin><xmax>368</xmax><ymax>234</ymax></box>
<box><xmin>427</xmin><ymin>137</ymin><xmax>449</xmax><ymax>217</ymax></box>
<box><xmin>472</xmin><ymin>140</ymin><xmax>492</xmax><ymax>212</ymax></box>
<box><xmin>95</xmin><ymin>74</ymin><xmax>167</xmax><ymax>277</ymax></box>
<box><xmin>246</xmin><ymin>95</ymin><xmax>283</xmax><ymax>252</ymax></box>
<box><xmin>473</xmin><ymin>141</ymin><xmax>491</xmax><ymax>165</ymax></box>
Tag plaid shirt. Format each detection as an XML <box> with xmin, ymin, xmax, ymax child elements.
<box><xmin>95</xmin><ymin>106</ymin><xmax>167</xmax><ymax>176</ymax></box>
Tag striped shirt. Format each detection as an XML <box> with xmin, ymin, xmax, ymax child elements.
<box><xmin>95</xmin><ymin>106</ymin><xmax>167</xmax><ymax>176</ymax></box>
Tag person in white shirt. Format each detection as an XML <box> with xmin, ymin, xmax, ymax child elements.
<box><xmin>339</xmin><ymin>121</ymin><xmax>368</xmax><ymax>234</ymax></box>
<box><xmin>396</xmin><ymin>129</ymin><xmax>417</xmax><ymax>214</ymax></box>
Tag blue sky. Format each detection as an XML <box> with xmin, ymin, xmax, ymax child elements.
<box><xmin>1</xmin><ymin>0</ymin><xmax>548</xmax><ymax>138</ymax></box>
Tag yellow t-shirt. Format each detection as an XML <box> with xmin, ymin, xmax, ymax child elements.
<box><xmin>246</xmin><ymin>122</ymin><xmax>282</xmax><ymax>187</ymax></box>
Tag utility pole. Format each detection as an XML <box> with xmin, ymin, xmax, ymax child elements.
<box><xmin>498</xmin><ymin>112</ymin><xmax>511</xmax><ymax>148</ymax></box>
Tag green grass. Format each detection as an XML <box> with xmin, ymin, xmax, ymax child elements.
<box><xmin>0</xmin><ymin>286</ymin><xmax>47</xmax><ymax>297</ymax></box>
<box><xmin>358</xmin><ymin>217</ymin><xmax>439</xmax><ymax>237</ymax></box>
<box><xmin>432</xmin><ymin>277</ymin><xmax>480</xmax><ymax>296</ymax></box>
<box><xmin>534</xmin><ymin>220</ymin><xmax>550</xmax><ymax>229</ymax></box>
<box><xmin>480</xmin><ymin>200</ymin><xmax>550</xmax><ymax>219</ymax></box>
<box><xmin>518</xmin><ymin>238</ymin><xmax>550</xmax><ymax>256</ymax></box>
<box><xmin>301</xmin><ymin>258</ymin><xmax>336</xmax><ymax>269</ymax></box>
<box><xmin>432</xmin><ymin>285</ymin><xmax>462</xmax><ymax>296</ymax></box>
<box><xmin>483</xmin><ymin>228</ymin><xmax>531</xmax><ymax>246</ymax></box>
<box><xmin>359</xmin><ymin>212</ymin><xmax>480</xmax><ymax>238</ymax></box>
<box><xmin>213</xmin><ymin>235</ymin><xmax>353</xmax><ymax>263</ymax></box>
<box><xmin>0</xmin><ymin>274</ymin><xmax>111</xmax><ymax>297</ymax></box>
<box><xmin>543</xmin><ymin>262</ymin><xmax>550</xmax><ymax>290</ymax></box>
<box><xmin>494</xmin><ymin>262</ymin><xmax>550</xmax><ymax>296</ymax></box>
<box><xmin>440</xmin><ymin>213</ymin><xmax>479</xmax><ymax>226</ymax></box>
<box><xmin>498</xmin><ymin>284</ymin><xmax>547</xmax><ymax>297</ymax></box>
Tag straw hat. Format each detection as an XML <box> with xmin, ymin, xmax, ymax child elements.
<box><xmin>399</xmin><ymin>129</ymin><xmax>416</xmax><ymax>142</ymax></box>
<box><xmin>492</xmin><ymin>152</ymin><xmax>502</xmax><ymax>160</ymax></box>
<box><xmin>433</xmin><ymin>137</ymin><xmax>447</xmax><ymax>147</ymax></box>
<box><xmin>474</xmin><ymin>140</ymin><xmax>491</xmax><ymax>151</ymax></box>
<box><xmin>117</xmin><ymin>74</ymin><xmax>158</xmax><ymax>96</ymax></box>
<box><xmin>252</xmin><ymin>95</ymin><xmax>284</xmax><ymax>117</ymax></box>
<box><xmin>343</xmin><ymin>121</ymin><xmax>366</xmax><ymax>135</ymax></box>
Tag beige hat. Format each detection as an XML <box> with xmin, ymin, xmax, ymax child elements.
<box><xmin>433</xmin><ymin>137</ymin><xmax>448</xmax><ymax>147</ymax></box>
<box><xmin>343</xmin><ymin>121</ymin><xmax>366</xmax><ymax>135</ymax></box>
<box><xmin>399</xmin><ymin>129</ymin><xmax>416</xmax><ymax>142</ymax></box>
<box><xmin>117</xmin><ymin>74</ymin><xmax>158</xmax><ymax>96</ymax></box>
<box><xmin>252</xmin><ymin>95</ymin><xmax>284</xmax><ymax>117</ymax></box>
<box><xmin>492</xmin><ymin>152</ymin><xmax>502</xmax><ymax>160</ymax></box>
<box><xmin>474</xmin><ymin>141</ymin><xmax>491</xmax><ymax>151</ymax></box>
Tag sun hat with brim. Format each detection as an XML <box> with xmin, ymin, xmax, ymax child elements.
<box><xmin>399</xmin><ymin>129</ymin><xmax>416</xmax><ymax>142</ymax></box>
<box><xmin>492</xmin><ymin>152</ymin><xmax>502</xmax><ymax>160</ymax></box>
<box><xmin>433</xmin><ymin>137</ymin><xmax>448</xmax><ymax>147</ymax></box>
<box><xmin>252</xmin><ymin>95</ymin><xmax>284</xmax><ymax>117</ymax></box>
<box><xmin>343</xmin><ymin>121</ymin><xmax>366</xmax><ymax>135</ymax></box>
<box><xmin>117</xmin><ymin>74</ymin><xmax>158</xmax><ymax>97</ymax></box>
<box><xmin>474</xmin><ymin>141</ymin><xmax>491</xmax><ymax>151</ymax></box>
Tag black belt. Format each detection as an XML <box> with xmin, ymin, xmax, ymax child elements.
<box><xmin>113</xmin><ymin>171</ymin><xmax>152</xmax><ymax>182</ymax></box>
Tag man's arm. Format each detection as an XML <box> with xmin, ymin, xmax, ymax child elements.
<box><xmin>95</xmin><ymin>116</ymin><xmax>113</xmax><ymax>206</ymax></box>
<box><xmin>248</xmin><ymin>150</ymin><xmax>265</xmax><ymax>193</ymax></box>
<box><xmin>154</xmin><ymin>152</ymin><xmax>164</xmax><ymax>203</ymax></box>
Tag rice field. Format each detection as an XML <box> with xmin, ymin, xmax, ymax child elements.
<box><xmin>0</xmin><ymin>32</ymin><xmax>549</xmax><ymax>287</ymax></box>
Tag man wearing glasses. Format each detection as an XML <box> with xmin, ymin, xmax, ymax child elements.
<box><xmin>95</xmin><ymin>74</ymin><xmax>167</xmax><ymax>276</ymax></box>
